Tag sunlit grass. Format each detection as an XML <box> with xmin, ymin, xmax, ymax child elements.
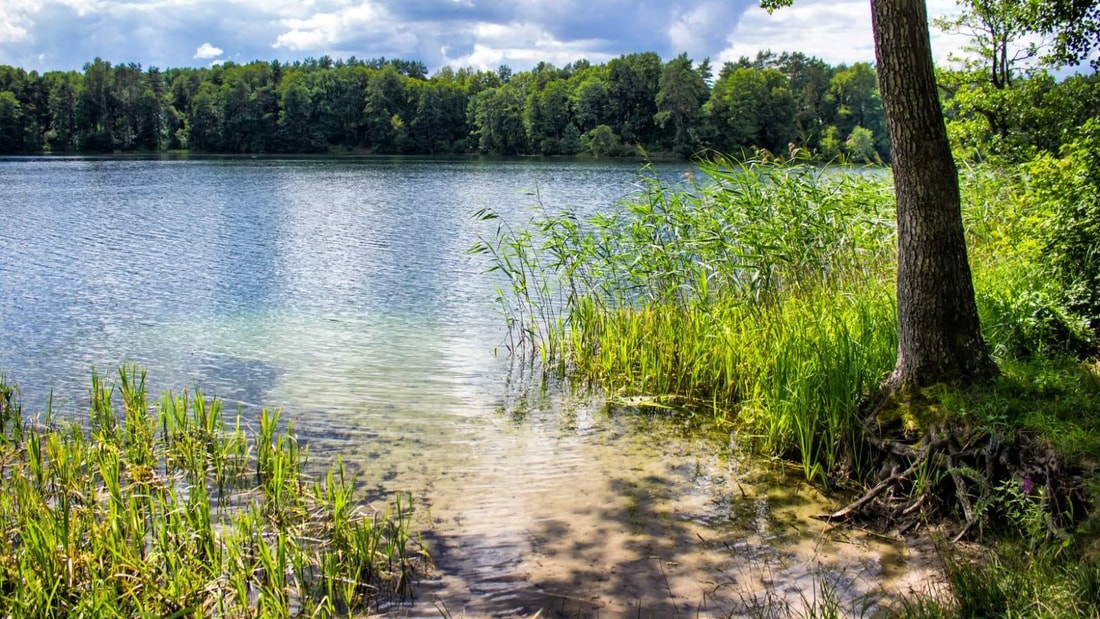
<box><xmin>472</xmin><ymin>154</ymin><xmax>1099</xmax><ymax>491</ymax></box>
<box><xmin>473</xmin><ymin>156</ymin><xmax>900</xmax><ymax>481</ymax></box>
<box><xmin>0</xmin><ymin>366</ymin><xmax>426</xmax><ymax>617</ymax></box>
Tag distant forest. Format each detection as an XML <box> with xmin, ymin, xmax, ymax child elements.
<box><xmin>0</xmin><ymin>51</ymin><xmax>889</xmax><ymax>160</ymax></box>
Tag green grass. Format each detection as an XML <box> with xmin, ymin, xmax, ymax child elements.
<box><xmin>0</xmin><ymin>366</ymin><xmax>426</xmax><ymax>618</ymax></box>
<box><xmin>473</xmin><ymin>156</ymin><xmax>1098</xmax><ymax>482</ymax></box>
<box><xmin>474</xmin><ymin>156</ymin><xmax>902</xmax><ymax>481</ymax></box>
<box><xmin>882</xmin><ymin>538</ymin><xmax>1100</xmax><ymax>619</ymax></box>
<box><xmin>473</xmin><ymin>156</ymin><xmax>1100</xmax><ymax>615</ymax></box>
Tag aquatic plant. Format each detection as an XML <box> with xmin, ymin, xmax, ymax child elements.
<box><xmin>473</xmin><ymin>157</ymin><xmax>1100</xmax><ymax>493</ymax></box>
<box><xmin>0</xmin><ymin>366</ymin><xmax>426</xmax><ymax>618</ymax></box>
<box><xmin>473</xmin><ymin>156</ymin><xmax>899</xmax><ymax>480</ymax></box>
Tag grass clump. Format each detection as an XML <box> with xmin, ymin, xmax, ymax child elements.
<box><xmin>474</xmin><ymin>155</ymin><xmax>900</xmax><ymax>482</ymax></box>
<box><xmin>886</xmin><ymin>538</ymin><xmax>1100</xmax><ymax>618</ymax></box>
<box><xmin>0</xmin><ymin>366</ymin><xmax>425</xmax><ymax>618</ymax></box>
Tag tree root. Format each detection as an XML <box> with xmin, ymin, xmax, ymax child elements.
<box><xmin>816</xmin><ymin>459</ymin><xmax>921</xmax><ymax>522</ymax></box>
<box><xmin>817</xmin><ymin>416</ymin><xmax>1090</xmax><ymax>541</ymax></box>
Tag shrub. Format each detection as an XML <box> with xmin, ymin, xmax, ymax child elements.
<box><xmin>1028</xmin><ymin>120</ymin><xmax>1100</xmax><ymax>351</ymax></box>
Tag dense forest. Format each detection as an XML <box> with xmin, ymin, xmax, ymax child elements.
<box><xmin>0</xmin><ymin>51</ymin><xmax>880</xmax><ymax>160</ymax></box>
<box><xmin>0</xmin><ymin>48</ymin><xmax>1097</xmax><ymax>161</ymax></box>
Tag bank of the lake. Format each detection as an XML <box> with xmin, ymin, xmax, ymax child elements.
<box><xmin>479</xmin><ymin>154</ymin><xmax>1100</xmax><ymax>617</ymax></box>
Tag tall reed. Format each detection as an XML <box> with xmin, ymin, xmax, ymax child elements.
<box><xmin>0</xmin><ymin>366</ymin><xmax>426</xmax><ymax>618</ymax></box>
<box><xmin>474</xmin><ymin>156</ymin><xmax>900</xmax><ymax>480</ymax></box>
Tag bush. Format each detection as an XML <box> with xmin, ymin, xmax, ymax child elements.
<box><xmin>1027</xmin><ymin>120</ymin><xmax>1100</xmax><ymax>352</ymax></box>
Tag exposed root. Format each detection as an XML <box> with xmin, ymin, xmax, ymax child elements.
<box><xmin>817</xmin><ymin>403</ymin><xmax>1091</xmax><ymax>540</ymax></box>
<box><xmin>816</xmin><ymin>459</ymin><xmax>921</xmax><ymax>522</ymax></box>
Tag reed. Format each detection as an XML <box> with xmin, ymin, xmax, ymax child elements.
<box><xmin>0</xmin><ymin>366</ymin><xmax>426</xmax><ymax>618</ymax></box>
<box><xmin>474</xmin><ymin>156</ymin><xmax>900</xmax><ymax>480</ymax></box>
<box><xmin>474</xmin><ymin>157</ymin><xmax>1098</xmax><ymax>484</ymax></box>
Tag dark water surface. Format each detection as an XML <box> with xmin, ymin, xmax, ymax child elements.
<box><xmin>0</xmin><ymin>156</ymin><xmax>934</xmax><ymax>616</ymax></box>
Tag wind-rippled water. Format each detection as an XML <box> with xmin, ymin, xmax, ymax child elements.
<box><xmin>0</xmin><ymin>156</ymin><xmax>935</xmax><ymax>617</ymax></box>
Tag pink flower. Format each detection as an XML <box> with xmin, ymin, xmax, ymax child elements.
<box><xmin>1022</xmin><ymin>475</ymin><xmax>1035</xmax><ymax>495</ymax></box>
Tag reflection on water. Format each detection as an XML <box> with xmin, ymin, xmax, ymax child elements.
<box><xmin>0</xmin><ymin>156</ymin><xmax>934</xmax><ymax>616</ymax></box>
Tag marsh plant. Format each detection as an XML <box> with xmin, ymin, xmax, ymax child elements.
<box><xmin>473</xmin><ymin>155</ymin><xmax>1100</xmax><ymax>489</ymax></box>
<box><xmin>0</xmin><ymin>366</ymin><xmax>425</xmax><ymax>618</ymax></box>
<box><xmin>473</xmin><ymin>156</ymin><xmax>901</xmax><ymax>481</ymax></box>
<box><xmin>473</xmin><ymin>155</ymin><xmax>1100</xmax><ymax>616</ymax></box>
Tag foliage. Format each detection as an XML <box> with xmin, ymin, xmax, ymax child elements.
<box><xmin>934</xmin><ymin>0</ymin><xmax>1100</xmax><ymax>163</ymax></box>
<box><xmin>473</xmin><ymin>159</ymin><xmax>900</xmax><ymax>481</ymax></box>
<box><xmin>892</xmin><ymin>538</ymin><xmax>1100</xmax><ymax>617</ymax></box>
<box><xmin>473</xmin><ymin>159</ymin><xmax>1099</xmax><ymax>488</ymax></box>
<box><xmin>1027</xmin><ymin>120</ymin><xmax>1100</xmax><ymax>343</ymax></box>
<box><xmin>0</xmin><ymin>50</ymin><xmax>888</xmax><ymax>160</ymax></box>
<box><xmin>0</xmin><ymin>366</ymin><xmax>425</xmax><ymax>618</ymax></box>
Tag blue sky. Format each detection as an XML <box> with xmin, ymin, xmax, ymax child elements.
<box><xmin>0</xmin><ymin>0</ymin><xmax>967</xmax><ymax>73</ymax></box>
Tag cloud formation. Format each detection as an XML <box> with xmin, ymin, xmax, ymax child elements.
<box><xmin>0</xmin><ymin>0</ymin><xmax>966</xmax><ymax>73</ymax></box>
<box><xmin>193</xmin><ymin>42</ymin><xmax>223</xmax><ymax>60</ymax></box>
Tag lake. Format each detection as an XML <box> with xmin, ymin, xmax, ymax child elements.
<box><xmin>0</xmin><ymin>156</ymin><xmax>934</xmax><ymax>616</ymax></box>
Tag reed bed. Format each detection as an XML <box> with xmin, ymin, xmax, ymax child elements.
<box><xmin>0</xmin><ymin>366</ymin><xmax>425</xmax><ymax>618</ymax></box>
<box><xmin>472</xmin><ymin>157</ymin><xmax>1100</xmax><ymax>616</ymax></box>
<box><xmin>474</xmin><ymin>157</ymin><xmax>901</xmax><ymax>481</ymax></box>
<box><xmin>473</xmin><ymin>157</ymin><xmax>1085</xmax><ymax>483</ymax></box>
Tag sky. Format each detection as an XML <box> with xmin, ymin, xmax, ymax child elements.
<box><xmin>0</xmin><ymin>0</ymin><xmax>969</xmax><ymax>74</ymax></box>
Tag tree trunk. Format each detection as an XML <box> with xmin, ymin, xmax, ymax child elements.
<box><xmin>871</xmin><ymin>0</ymin><xmax>998</xmax><ymax>388</ymax></box>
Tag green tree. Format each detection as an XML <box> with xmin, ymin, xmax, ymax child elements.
<box><xmin>764</xmin><ymin>0</ymin><xmax>997</xmax><ymax>389</ymax></box>
<box><xmin>45</xmin><ymin>72</ymin><xmax>79</xmax><ymax>151</ymax></box>
<box><xmin>363</xmin><ymin>66</ymin><xmax>409</xmax><ymax>152</ymax></box>
<box><xmin>582</xmin><ymin>124</ymin><xmax>624</xmax><ymax>157</ymax></box>
<box><xmin>826</xmin><ymin>63</ymin><xmax>887</xmax><ymax>158</ymax></box>
<box><xmin>0</xmin><ymin>91</ymin><xmax>24</xmax><ymax>153</ymax></box>
<box><xmin>186</xmin><ymin>83</ymin><xmax>222</xmax><ymax>151</ymax></box>
<box><xmin>410</xmin><ymin>82</ymin><xmax>447</xmax><ymax>153</ymax></box>
<box><xmin>77</xmin><ymin>58</ymin><xmax>116</xmax><ymax>151</ymax></box>
<box><xmin>707</xmin><ymin>65</ymin><xmax>796</xmax><ymax>153</ymax></box>
<box><xmin>655</xmin><ymin>53</ymin><xmax>708</xmax><ymax>156</ymax></box>
<box><xmin>1031</xmin><ymin>0</ymin><xmax>1100</xmax><ymax>66</ymax></box>
<box><xmin>278</xmin><ymin>79</ymin><xmax>322</xmax><ymax>152</ymax></box>
<box><xmin>935</xmin><ymin>0</ymin><xmax>1041</xmax><ymax>90</ymax></box>
<box><xmin>469</xmin><ymin>84</ymin><xmax>527</xmax><ymax>155</ymax></box>
<box><xmin>524</xmin><ymin>79</ymin><xmax>572</xmax><ymax>154</ymax></box>
<box><xmin>935</xmin><ymin>0</ymin><xmax>1100</xmax><ymax>160</ymax></box>
<box><xmin>572</xmin><ymin>75</ymin><xmax>611</xmax><ymax>132</ymax></box>
<box><xmin>776</xmin><ymin>52</ymin><xmax>835</xmax><ymax>150</ymax></box>
<box><xmin>844</xmin><ymin>126</ymin><xmax>879</xmax><ymax>163</ymax></box>
<box><xmin>607</xmin><ymin>52</ymin><xmax>661</xmax><ymax>145</ymax></box>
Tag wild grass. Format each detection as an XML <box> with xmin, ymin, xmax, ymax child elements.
<box><xmin>473</xmin><ymin>156</ymin><xmax>1098</xmax><ymax>485</ymax></box>
<box><xmin>474</xmin><ymin>155</ymin><xmax>1100</xmax><ymax>616</ymax></box>
<box><xmin>474</xmin><ymin>156</ymin><xmax>900</xmax><ymax>481</ymax></box>
<box><xmin>0</xmin><ymin>366</ymin><xmax>425</xmax><ymax>618</ymax></box>
<box><xmin>881</xmin><ymin>537</ymin><xmax>1100</xmax><ymax>619</ymax></box>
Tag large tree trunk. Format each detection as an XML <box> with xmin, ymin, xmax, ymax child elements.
<box><xmin>871</xmin><ymin>0</ymin><xmax>998</xmax><ymax>388</ymax></box>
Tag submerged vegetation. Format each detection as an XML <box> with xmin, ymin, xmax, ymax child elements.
<box><xmin>0</xmin><ymin>366</ymin><xmax>425</xmax><ymax>617</ymax></box>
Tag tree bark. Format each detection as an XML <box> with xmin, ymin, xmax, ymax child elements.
<box><xmin>871</xmin><ymin>0</ymin><xmax>998</xmax><ymax>388</ymax></box>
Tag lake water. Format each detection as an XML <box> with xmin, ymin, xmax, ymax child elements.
<box><xmin>0</xmin><ymin>156</ymin><xmax>935</xmax><ymax>616</ymax></box>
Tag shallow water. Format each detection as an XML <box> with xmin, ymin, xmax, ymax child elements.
<box><xmin>0</xmin><ymin>155</ymin><xmax>936</xmax><ymax>616</ymax></box>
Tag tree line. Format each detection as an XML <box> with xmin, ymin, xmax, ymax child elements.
<box><xmin>0</xmin><ymin>51</ymin><xmax>892</xmax><ymax>160</ymax></box>
<box><xmin>1</xmin><ymin>43</ymin><xmax>1096</xmax><ymax>162</ymax></box>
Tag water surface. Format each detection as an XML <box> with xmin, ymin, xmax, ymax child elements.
<box><xmin>0</xmin><ymin>156</ymin><xmax>934</xmax><ymax>616</ymax></box>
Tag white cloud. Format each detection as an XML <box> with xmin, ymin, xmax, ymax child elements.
<box><xmin>0</xmin><ymin>0</ymin><xmax>977</xmax><ymax>73</ymax></box>
<box><xmin>721</xmin><ymin>0</ymin><xmax>873</xmax><ymax>67</ymax></box>
<box><xmin>0</xmin><ymin>0</ymin><xmax>39</xmax><ymax>46</ymax></box>
<box><xmin>272</xmin><ymin>3</ymin><xmax>390</xmax><ymax>50</ymax></box>
<box><xmin>445</xmin><ymin>22</ymin><xmax>615</xmax><ymax>70</ymax></box>
<box><xmin>194</xmin><ymin>42</ymin><xmax>224</xmax><ymax>59</ymax></box>
<box><xmin>721</xmin><ymin>0</ymin><xmax>973</xmax><ymax>68</ymax></box>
